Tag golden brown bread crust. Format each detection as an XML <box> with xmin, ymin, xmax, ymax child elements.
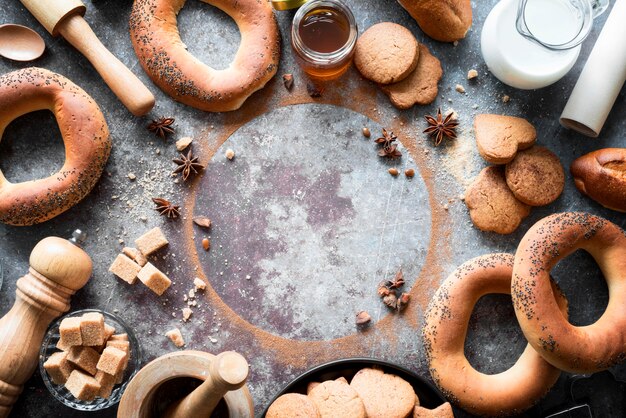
<box><xmin>512</xmin><ymin>212</ymin><xmax>626</xmax><ymax>374</ymax></box>
<box><xmin>0</xmin><ymin>67</ymin><xmax>111</xmax><ymax>226</ymax></box>
<box><xmin>423</xmin><ymin>253</ymin><xmax>566</xmax><ymax>416</ymax></box>
<box><xmin>570</xmin><ymin>148</ymin><xmax>626</xmax><ymax>212</ymax></box>
<box><xmin>129</xmin><ymin>0</ymin><xmax>280</xmax><ymax>112</ymax></box>
<box><xmin>398</xmin><ymin>0</ymin><xmax>472</xmax><ymax>42</ymax></box>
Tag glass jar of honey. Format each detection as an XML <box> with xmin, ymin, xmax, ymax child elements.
<box><xmin>291</xmin><ymin>0</ymin><xmax>358</xmax><ymax>80</ymax></box>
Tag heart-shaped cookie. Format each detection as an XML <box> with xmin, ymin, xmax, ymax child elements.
<box><xmin>474</xmin><ymin>114</ymin><xmax>536</xmax><ymax>164</ymax></box>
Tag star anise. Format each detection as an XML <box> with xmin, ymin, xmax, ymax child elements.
<box><xmin>173</xmin><ymin>149</ymin><xmax>204</xmax><ymax>181</ymax></box>
<box><xmin>375</xmin><ymin>129</ymin><xmax>402</xmax><ymax>158</ymax></box>
<box><xmin>389</xmin><ymin>269</ymin><xmax>405</xmax><ymax>289</ymax></box>
<box><xmin>424</xmin><ymin>108</ymin><xmax>458</xmax><ymax>146</ymax></box>
<box><xmin>147</xmin><ymin>117</ymin><xmax>175</xmax><ymax>139</ymax></box>
<box><xmin>152</xmin><ymin>198</ymin><xmax>180</xmax><ymax>219</ymax></box>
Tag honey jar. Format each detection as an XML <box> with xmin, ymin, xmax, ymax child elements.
<box><xmin>290</xmin><ymin>0</ymin><xmax>357</xmax><ymax>80</ymax></box>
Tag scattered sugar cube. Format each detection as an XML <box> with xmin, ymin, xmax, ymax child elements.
<box><xmin>43</xmin><ymin>352</ymin><xmax>74</xmax><ymax>385</ymax></box>
<box><xmin>176</xmin><ymin>136</ymin><xmax>193</xmax><ymax>151</ymax></box>
<box><xmin>80</xmin><ymin>312</ymin><xmax>105</xmax><ymax>346</ymax></box>
<box><xmin>95</xmin><ymin>370</ymin><xmax>116</xmax><ymax>399</ymax></box>
<box><xmin>97</xmin><ymin>347</ymin><xmax>128</xmax><ymax>376</ymax></box>
<box><xmin>67</xmin><ymin>346</ymin><xmax>101</xmax><ymax>376</ymax></box>
<box><xmin>182</xmin><ymin>308</ymin><xmax>192</xmax><ymax>322</ymax></box>
<box><xmin>193</xmin><ymin>277</ymin><xmax>206</xmax><ymax>291</ymax></box>
<box><xmin>135</xmin><ymin>227</ymin><xmax>169</xmax><ymax>256</ymax></box>
<box><xmin>65</xmin><ymin>370</ymin><xmax>101</xmax><ymax>401</ymax></box>
<box><xmin>122</xmin><ymin>247</ymin><xmax>148</xmax><ymax>267</ymax></box>
<box><xmin>109</xmin><ymin>254</ymin><xmax>141</xmax><ymax>285</ymax></box>
<box><xmin>138</xmin><ymin>263</ymin><xmax>172</xmax><ymax>296</ymax></box>
<box><xmin>467</xmin><ymin>69</ymin><xmax>478</xmax><ymax>79</ymax></box>
<box><xmin>225</xmin><ymin>149</ymin><xmax>235</xmax><ymax>160</ymax></box>
<box><xmin>59</xmin><ymin>317</ymin><xmax>83</xmax><ymax>347</ymax></box>
<box><xmin>166</xmin><ymin>328</ymin><xmax>185</xmax><ymax>348</ymax></box>
<box><xmin>455</xmin><ymin>84</ymin><xmax>466</xmax><ymax>93</ymax></box>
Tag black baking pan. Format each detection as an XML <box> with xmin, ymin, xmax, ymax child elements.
<box><xmin>262</xmin><ymin>357</ymin><xmax>447</xmax><ymax>416</ymax></box>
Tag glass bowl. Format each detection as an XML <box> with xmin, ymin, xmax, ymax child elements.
<box><xmin>262</xmin><ymin>358</ymin><xmax>446</xmax><ymax>416</ymax></box>
<box><xmin>38</xmin><ymin>309</ymin><xmax>142</xmax><ymax>411</ymax></box>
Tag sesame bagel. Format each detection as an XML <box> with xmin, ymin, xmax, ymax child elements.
<box><xmin>129</xmin><ymin>0</ymin><xmax>280</xmax><ymax>112</ymax></box>
<box><xmin>512</xmin><ymin>212</ymin><xmax>626</xmax><ymax>373</ymax></box>
<box><xmin>423</xmin><ymin>253</ymin><xmax>568</xmax><ymax>416</ymax></box>
<box><xmin>0</xmin><ymin>68</ymin><xmax>111</xmax><ymax>226</ymax></box>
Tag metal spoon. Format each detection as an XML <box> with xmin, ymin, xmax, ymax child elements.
<box><xmin>0</xmin><ymin>24</ymin><xmax>45</xmax><ymax>61</ymax></box>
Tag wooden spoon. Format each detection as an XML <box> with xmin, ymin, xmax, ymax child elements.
<box><xmin>0</xmin><ymin>24</ymin><xmax>45</xmax><ymax>61</ymax></box>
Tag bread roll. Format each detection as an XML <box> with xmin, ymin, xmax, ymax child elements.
<box><xmin>570</xmin><ymin>148</ymin><xmax>626</xmax><ymax>212</ymax></box>
<box><xmin>398</xmin><ymin>0</ymin><xmax>472</xmax><ymax>42</ymax></box>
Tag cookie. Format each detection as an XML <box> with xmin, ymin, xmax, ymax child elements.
<box><xmin>350</xmin><ymin>368</ymin><xmax>415</xmax><ymax>418</ymax></box>
<box><xmin>354</xmin><ymin>22</ymin><xmax>419</xmax><ymax>85</ymax></box>
<box><xmin>267</xmin><ymin>393</ymin><xmax>321</xmax><ymax>418</ymax></box>
<box><xmin>414</xmin><ymin>402</ymin><xmax>454</xmax><ymax>417</ymax></box>
<box><xmin>309</xmin><ymin>378</ymin><xmax>366</xmax><ymax>418</ymax></box>
<box><xmin>381</xmin><ymin>44</ymin><xmax>442</xmax><ymax>109</ymax></box>
<box><xmin>475</xmin><ymin>114</ymin><xmax>536</xmax><ymax>164</ymax></box>
<box><xmin>465</xmin><ymin>166</ymin><xmax>531</xmax><ymax>234</ymax></box>
<box><xmin>505</xmin><ymin>146</ymin><xmax>565</xmax><ymax>206</ymax></box>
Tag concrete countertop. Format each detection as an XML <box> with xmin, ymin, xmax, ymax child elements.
<box><xmin>0</xmin><ymin>0</ymin><xmax>625</xmax><ymax>417</ymax></box>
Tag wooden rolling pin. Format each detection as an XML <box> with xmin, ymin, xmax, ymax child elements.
<box><xmin>19</xmin><ymin>0</ymin><xmax>155</xmax><ymax>116</ymax></box>
<box><xmin>164</xmin><ymin>351</ymin><xmax>249</xmax><ymax>418</ymax></box>
<box><xmin>0</xmin><ymin>231</ymin><xmax>92</xmax><ymax>418</ymax></box>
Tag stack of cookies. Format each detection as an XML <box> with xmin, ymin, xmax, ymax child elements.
<box><xmin>267</xmin><ymin>367</ymin><xmax>453</xmax><ymax>418</ymax></box>
<box><xmin>465</xmin><ymin>114</ymin><xmax>565</xmax><ymax>234</ymax></box>
<box><xmin>354</xmin><ymin>23</ymin><xmax>442</xmax><ymax>110</ymax></box>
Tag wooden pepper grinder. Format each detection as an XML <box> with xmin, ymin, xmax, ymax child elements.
<box><xmin>118</xmin><ymin>350</ymin><xmax>254</xmax><ymax>418</ymax></box>
<box><xmin>0</xmin><ymin>231</ymin><xmax>92</xmax><ymax>418</ymax></box>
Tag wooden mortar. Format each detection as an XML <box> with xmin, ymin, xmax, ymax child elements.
<box><xmin>118</xmin><ymin>350</ymin><xmax>254</xmax><ymax>418</ymax></box>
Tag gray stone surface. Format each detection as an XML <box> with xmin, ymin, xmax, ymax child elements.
<box><xmin>0</xmin><ymin>0</ymin><xmax>625</xmax><ymax>417</ymax></box>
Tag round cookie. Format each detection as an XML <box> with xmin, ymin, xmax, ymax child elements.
<box><xmin>354</xmin><ymin>22</ymin><xmax>419</xmax><ymax>84</ymax></box>
<box><xmin>267</xmin><ymin>393</ymin><xmax>321</xmax><ymax>418</ymax></box>
<box><xmin>465</xmin><ymin>166</ymin><xmax>531</xmax><ymax>234</ymax></box>
<box><xmin>505</xmin><ymin>146</ymin><xmax>565</xmax><ymax>206</ymax></box>
<box><xmin>381</xmin><ymin>44</ymin><xmax>443</xmax><ymax>109</ymax></box>
<box><xmin>308</xmin><ymin>378</ymin><xmax>366</xmax><ymax>418</ymax></box>
<box><xmin>350</xmin><ymin>368</ymin><xmax>415</xmax><ymax>418</ymax></box>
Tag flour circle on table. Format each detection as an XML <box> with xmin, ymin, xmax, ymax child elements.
<box><xmin>193</xmin><ymin>104</ymin><xmax>432</xmax><ymax>340</ymax></box>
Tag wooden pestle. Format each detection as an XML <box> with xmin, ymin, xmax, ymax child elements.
<box><xmin>0</xmin><ymin>234</ymin><xmax>92</xmax><ymax>418</ymax></box>
<box><xmin>164</xmin><ymin>351</ymin><xmax>249</xmax><ymax>418</ymax></box>
<box><xmin>19</xmin><ymin>0</ymin><xmax>155</xmax><ymax>116</ymax></box>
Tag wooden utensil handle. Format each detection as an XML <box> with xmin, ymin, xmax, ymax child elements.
<box><xmin>57</xmin><ymin>14</ymin><xmax>155</xmax><ymax>116</ymax></box>
<box><xmin>165</xmin><ymin>352</ymin><xmax>249</xmax><ymax>418</ymax></box>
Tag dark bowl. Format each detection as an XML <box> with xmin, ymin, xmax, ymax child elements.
<box><xmin>262</xmin><ymin>358</ymin><xmax>446</xmax><ymax>416</ymax></box>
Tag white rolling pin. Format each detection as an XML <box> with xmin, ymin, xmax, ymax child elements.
<box><xmin>560</xmin><ymin>0</ymin><xmax>626</xmax><ymax>137</ymax></box>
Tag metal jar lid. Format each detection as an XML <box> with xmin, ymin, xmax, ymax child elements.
<box><xmin>271</xmin><ymin>0</ymin><xmax>309</xmax><ymax>11</ymax></box>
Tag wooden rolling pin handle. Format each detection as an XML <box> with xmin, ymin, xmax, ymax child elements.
<box><xmin>57</xmin><ymin>14</ymin><xmax>155</xmax><ymax>116</ymax></box>
<box><xmin>165</xmin><ymin>352</ymin><xmax>249</xmax><ymax>418</ymax></box>
<box><xmin>0</xmin><ymin>237</ymin><xmax>92</xmax><ymax>418</ymax></box>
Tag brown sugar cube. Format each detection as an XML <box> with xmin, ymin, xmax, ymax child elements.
<box><xmin>106</xmin><ymin>339</ymin><xmax>130</xmax><ymax>353</ymax></box>
<box><xmin>97</xmin><ymin>347</ymin><xmax>128</xmax><ymax>376</ymax></box>
<box><xmin>64</xmin><ymin>370</ymin><xmax>101</xmax><ymax>401</ymax></box>
<box><xmin>67</xmin><ymin>346</ymin><xmax>101</xmax><ymax>376</ymax></box>
<box><xmin>109</xmin><ymin>333</ymin><xmax>128</xmax><ymax>342</ymax></box>
<box><xmin>137</xmin><ymin>263</ymin><xmax>171</xmax><ymax>296</ymax></box>
<box><xmin>80</xmin><ymin>312</ymin><xmax>105</xmax><ymax>346</ymax></box>
<box><xmin>122</xmin><ymin>247</ymin><xmax>148</xmax><ymax>267</ymax></box>
<box><xmin>59</xmin><ymin>317</ymin><xmax>83</xmax><ymax>347</ymax></box>
<box><xmin>134</xmin><ymin>227</ymin><xmax>169</xmax><ymax>256</ymax></box>
<box><xmin>193</xmin><ymin>277</ymin><xmax>206</xmax><ymax>291</ymax></box>
<box><xmin>56</xmin><ymin>336</ymin><xmax>72</xmax><ymax>352</ymax></box>
<box><xmin>103</xmin><ymin>324</ymin><xmax>116</xmax><ymax>341</ymax></box>
<box><xmin>44</xmin><ymin>352</ymin><xmax>74</xmax><ymax>385</ymax></box>
<box><xmin>109</xmin><ymin>254</ymin><xmax>141</xmax><ymax>285</ymax></box>
<box><xmin>95</xmin><ymin>370</ymin><xmax>116</xmax><ymax>399</ymax></box>
<box><xmin>166</xmin><ymin>328</ymin><xmax>185</xmax><ymax>347</ymax></box>
<box><xmin>115</xmin><ymin>368</ymin><xmax>125</xmax><ymax>384</ymax></box>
